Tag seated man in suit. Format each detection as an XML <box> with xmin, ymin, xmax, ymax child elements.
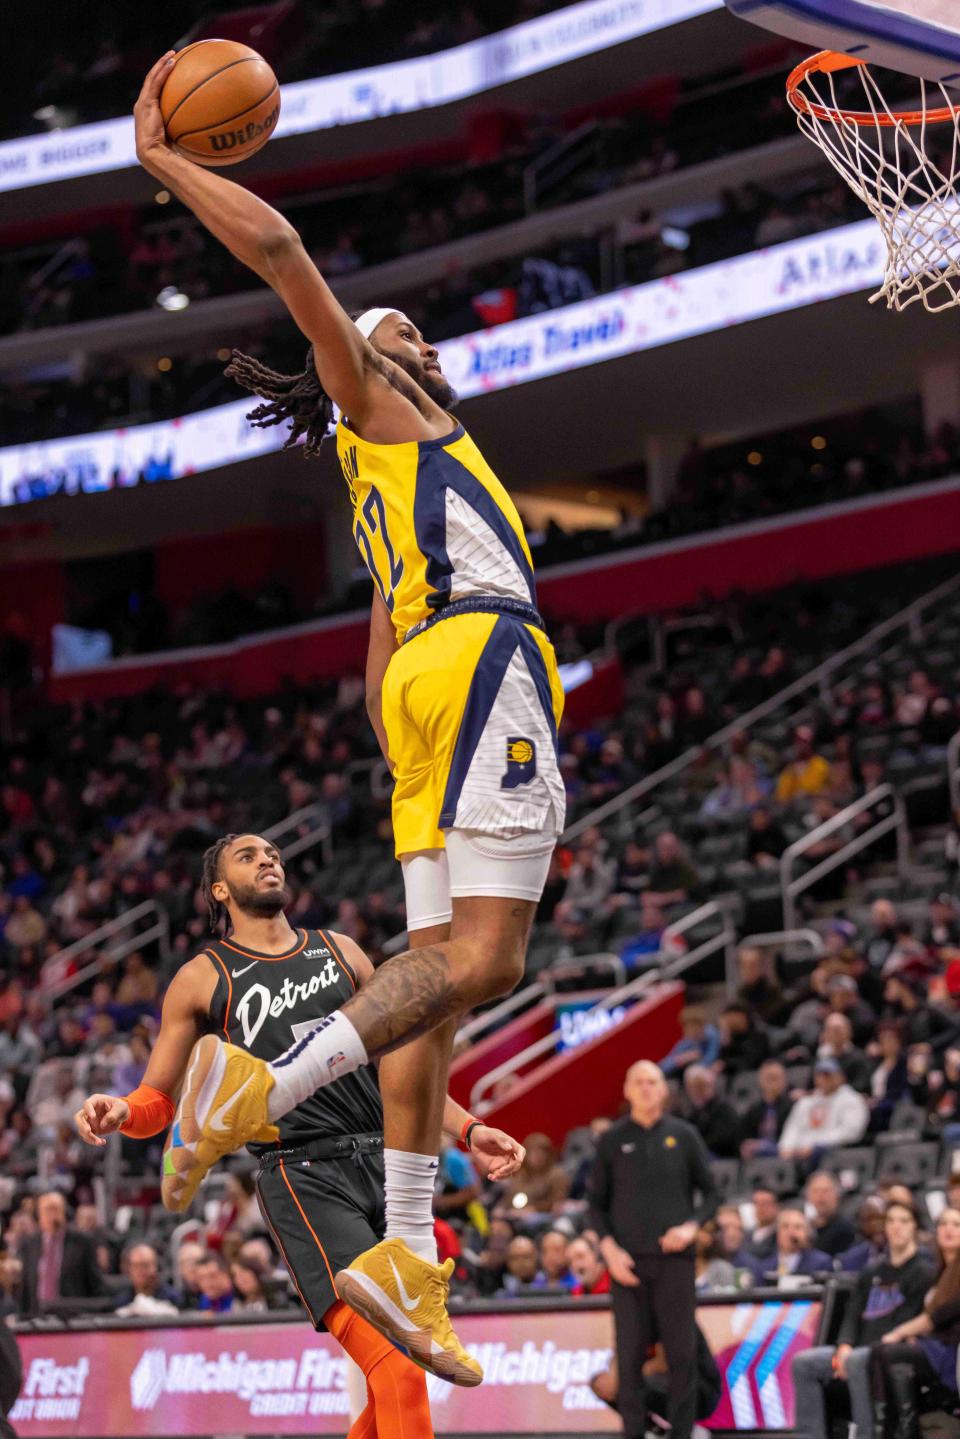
<box><xmin>715</xmin><ymin>1205</ymin><xmax>764</xmax><ymax>1283</ymax></box>
<box><xmin>805</xmin><ymin>1171</ymin><xmax>856</xmax><ymax>1258</ymax></box>
<box><xmin>757</xmin><ymin>1208</ymin><xmax>833</xmax><ymax>1287</ymax></box>
<box><xmin>746</xmin><ymin>1187</ymin><xmax>780</xmax><ymax>1261</ymax></box>
<box><xmin>740</xmin><ymin>1061</ymin><xmax>793</xmax><ymax>1159</ymax></box>
<box><xmin>18</xmin><ymin>1190</ymin><xmax>105</xmax><ymax>1318</ymax></box>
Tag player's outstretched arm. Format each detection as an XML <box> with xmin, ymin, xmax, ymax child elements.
<box><xmin>440</xmin><ymin>1095</ymin><xmax>526</xmax><ymax>1182</ymax></box>
<box><xmin>133</xmin><ymin>55</ymin><xmax>370</xmax><ymax>422</ymax></box>
<box><xmin>74</xmin><ymin>954</ymin><xmax>216</xmax><ymax>1145</ymax></box>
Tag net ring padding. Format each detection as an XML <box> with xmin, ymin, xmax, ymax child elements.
<box><xmin>787</xmin><ymin>49</ymin><xmax>960</xmax><ymax>128</ymax></box>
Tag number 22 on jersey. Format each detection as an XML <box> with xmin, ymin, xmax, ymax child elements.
<box><xmin>353</xmin><ymin>485</ymin><xmax>404</xmax><ymax>611</ymax></box>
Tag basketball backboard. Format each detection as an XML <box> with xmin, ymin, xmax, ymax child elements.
<box><xmin>724</xmin><ymin>1</ymin><xmax>960</xmax><ymax>83</ymax></box>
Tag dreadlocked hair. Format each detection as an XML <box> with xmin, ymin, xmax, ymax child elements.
<box><xmin>201</xmin><ymin>834</ymin><xmax>239</xmax><ymax>938</ymax></box>
<box><xmin>225</xmin><ymin>346</ymin><xmax>333</xmax><ymax>458</ymax></box>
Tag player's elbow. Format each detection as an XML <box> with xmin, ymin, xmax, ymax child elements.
<box><xmin>257</xmin><ymin>225</ymin><xmax>302</xmax><ymax>268</ymax></box>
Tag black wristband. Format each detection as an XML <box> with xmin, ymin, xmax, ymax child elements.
<box><xmin>464</xmin><ymin>1120</ymin><xmax>482</xmax><ymax>1151</ymax></box>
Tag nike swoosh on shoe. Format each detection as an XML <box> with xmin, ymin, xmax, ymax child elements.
<box><xmin>209</xmin><ymin>1073</ymin><xmax>255</xmax><ymax>1134</ymax></box>
<box><xmin>388</xmin><ymin>1255</ymin><xmax>422</xmax><ymax>1313</ymax></box>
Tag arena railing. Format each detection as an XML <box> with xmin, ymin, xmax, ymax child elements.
<box><xmin>454</xmin><ymin>982</ymin><xmax>551</xmax><ymax>1047</ymax></box>
<box><xmin>780</xmin><ymin>783</ymin><xmax>909</xmax><ymax>933</ymax></box>
<box><xmin>562</xmin><ymin>570</ymin><xmax>960</xmax><ymax>848</ymax></box>
<box><xmin>42</xmin><ymin>804</ymin><xmax>331</xmax><ymax>1010</ymax></box>
<box><xmin>663</xmin><ymin>897</ymin><xmax>738</xmax><ymax>992</ymax></box>
<box><xmin>468</xmin><ymin>899</ymin><xmax>734</xmax><ymax>1112</ymax></box>
<box><xmin>264</xmin><ymin>801</ymin><xmax>333</xmax><ymax>866</ymax></box>
<box><xmin>541</xmin><ymin>955</ymin><xmax>627</xmax><ymax>990</ymax></box>
<box><xmin>738</xmin><ymin>927</ymin><xmax>825</xmax><ymax>962</ymax></box>
<box><xmin>522</xmin><ymin>119</ymin><xmax>605</xmax><ymax>213</ymax></box>
<box><xmin>43</xmin><ymin>900</ymin><xmax>170</xmax><ymax>1003</ymax></box>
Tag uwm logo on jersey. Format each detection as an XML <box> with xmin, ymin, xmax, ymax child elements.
<box><xmin>236</xmin><ymin>953</ymin><xmax>341</xmax><ymax>1048</ymax></box>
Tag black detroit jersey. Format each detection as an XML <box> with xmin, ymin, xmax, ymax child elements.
<box><xmin>205</xmin><ymin>927</ymin><xmax>383</xmax><ymax>1147</ymax></box>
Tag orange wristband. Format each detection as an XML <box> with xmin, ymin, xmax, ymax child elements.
<box><xmin>460</xmin><ymin>1118</ymin><xmax>480</xmax><ymax>1149</ymax></box>
<box><xmin>119</xmin><ymin>1083</ymin><xmax>175</xmax><ymax>1139</ymax></box>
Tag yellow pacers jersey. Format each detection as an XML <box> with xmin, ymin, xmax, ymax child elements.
<box><xmin>336</xmin><ymin>417</ymin><xmax>536</xmax><ymax>641</ymax></box>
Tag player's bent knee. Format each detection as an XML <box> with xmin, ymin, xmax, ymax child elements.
<box><xmin>483</xmin><ymin>946</ymin><xmax>526</xmax><ymax>1000</ymax></box>
<box><xmin>451</xmin><ymin>937</ymin><xmax>524</xmax><ymax>1007</ymax></box>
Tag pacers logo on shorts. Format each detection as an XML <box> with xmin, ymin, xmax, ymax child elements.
<box><xmin>501</xmin><ymin>736</ymin><xmax>537</xmax><ymax>790</ymax></box>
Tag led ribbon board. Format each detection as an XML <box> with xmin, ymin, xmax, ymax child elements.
<box><xmin>0</xmin><ymin>217</ymin><xmax>884</xmax><ymax>506</ymax></box>
<box><xmin>0</xmin><ymin>0</ymin><xmax>721</xmax><ymax>193</ymax></box>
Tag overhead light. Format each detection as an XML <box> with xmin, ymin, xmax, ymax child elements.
<box><xmin>32</xmin><ymin>104</ymin><xmax>76</xmax><ymax>130</ymax></box>
<box><xmin>747</xmin><ymin>451</ymin><xmax>763</xmax><ymax>466</ymax></box>
<box><xmin>660</xmin><ymin>225</ymin><xmax>690</xmax><ymax>251</ymax></box>
<box><xmin>216</xmin><ymin>347</ymin><xmax>232</xmax><ymax>362</ymax></box>
<box><xmin>155</xmin><ymin>190</ymin><xmax>171</xmax><ymax>205</ymax></box>
<box><xmin>157</xmin><ymin>356</ymin><xmax>173</xmax><ymax>372</ymax></box>
<box><xmin>811</xmin><ymin>435</ymin><xmax>827</xmax><ymax>450</ymax></box>
<box><xmin>156</xmin><ymin>286</ymin><xmax>189</xmax><ymax>312</ymax></box>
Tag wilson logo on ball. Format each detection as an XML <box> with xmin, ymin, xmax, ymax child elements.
<box><xmin>210</xmin><ymin>104</ymin><xmax>280</xmax><ymax>152</ymax></box>
<box><xmin>160</xmin><ymin>40</ymin><xmax>281</xmax><ymax>166</ymax></box>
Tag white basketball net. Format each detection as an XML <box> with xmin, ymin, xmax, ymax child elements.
<box><xmin>789</xmin><ymin>59</ymin><xmax>960</xmax><ymax>312</ymax></box>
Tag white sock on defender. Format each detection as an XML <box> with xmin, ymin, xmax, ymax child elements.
<box><xmin>384</xmin><ymin>1148</ymin><xmax>439</xmax><ymax>1264</ymax></box>
<box><xmin>267</xmin><ymin>1012</ymin><xmax>368</xmax><ymax>1121</ymax></box>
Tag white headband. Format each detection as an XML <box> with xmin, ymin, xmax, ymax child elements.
<box><xmin>354</xmin><ymin>307</ymin><xmax>409</xmax><ymax>340</ymax></box>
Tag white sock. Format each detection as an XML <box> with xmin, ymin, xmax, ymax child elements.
<box><xmin>384</xmin><ymin>1148</ymin><xmax>439</xmax><ymax>1264</ymax></box>
<box><xmin>267</xmin><ymin>1011</ymin><xmax>368</xmax><ymax>1121</ymax></box>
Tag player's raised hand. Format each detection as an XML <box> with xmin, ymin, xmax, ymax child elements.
<box><xmin>75</xmin><ymin>1094</ymin><xmax>131</xmax><ymax>1146</ymax></box>
<box><xmin>469</xmin><ymin>1126</ymin><xmax>525</xmax><ymax>1181</ymax></box>
<box><xmin>134</xmin><ymin>52</ymin><xmax>177</xmax><ymax>170</ymax></box>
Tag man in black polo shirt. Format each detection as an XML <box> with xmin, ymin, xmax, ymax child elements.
<box><xmin>588</xmin><ymin>1059</ymin><xmax>718</xmax><ymax>1439</ymax></box>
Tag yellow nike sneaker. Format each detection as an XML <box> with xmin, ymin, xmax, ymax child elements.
<box><xmin>336</xmin><ymin>1238</ymin><xmax>483</xmax><ymax>1387</ymax></box>
<box><xmin>161</xmin><ymin>1034</ymin><xmax>278</xmax><ymax>1212</ymax></box>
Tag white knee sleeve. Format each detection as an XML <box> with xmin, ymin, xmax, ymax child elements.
<box><xmin>446</xmin><ymin>827</ymin><xmax>555</xmax><ymax>903</ymax></box>
<box><xmin>400</xmin><ymin>848</ymin><xmax>452</xmax><ymax>931</ymax></box>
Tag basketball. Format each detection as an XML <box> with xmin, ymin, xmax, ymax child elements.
<box><xmin>159</xmin><ymin>39</ymin><xmax>280</xmax><ymax>167</ymax></box>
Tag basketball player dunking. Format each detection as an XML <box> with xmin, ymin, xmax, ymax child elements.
<box><xmin>75</xmin><ymin>834</ymin><xmax>526</xmax><ymax>1407</ymax></box>
<box><xmin>132</xmin><ymin>55</ymin><xmax>566</xmax><ymax>1383</ymax></box>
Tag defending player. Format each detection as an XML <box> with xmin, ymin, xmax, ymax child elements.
<box><xmin>133</xmin><ymin>54</ymin><xmax>565</xmax><ymax>1381</ymax></box>
<box><xmin>74</xmin><ymin>834</ymin><xmax>526</xmax><ymax>1398</ymax></box>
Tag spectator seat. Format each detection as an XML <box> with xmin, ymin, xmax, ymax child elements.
<box><xmin>876</xmin><ymin>1142</ymin><xmax>941</xmax><ymax>1188</ymax></box>
<box><xmin>742</xmin><ymin>1155</ymin><xmax>799</xmax><ymax>1196</ymax></box>
<box><xmin>817</xmin><ymin>1146</ymin><xmax>877</xmax><ymax>1192</ymax></box>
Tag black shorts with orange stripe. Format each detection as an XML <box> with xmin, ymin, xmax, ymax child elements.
<box><xmin>257</xmin><ymin>1136</ymin><xmax>386</xmax><ymax>1329</ymax></box>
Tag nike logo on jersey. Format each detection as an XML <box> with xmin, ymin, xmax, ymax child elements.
<box><xmin>231</xmin><ymin>961</ymin><xmax>257</xmax><ymax>978</ymax></box>
<box><xmin>621</xmin><ymin>1143</ymin><xmax>636</xmax><ymax>1153</ymax></box>
<box><xmin>389</xmin><ymin>1255</ymin><xmax>421</xmax><ymax>1313</ymax></box>
<box><xmin>236</xmin><ymin>955</ymin><xmax>342</xmax><ymax>1048</ymax></box>
<box><xmin>209</xmin><ymin>1074</ymin><xmax>255</xmax><ymax>1132</ymax></box>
